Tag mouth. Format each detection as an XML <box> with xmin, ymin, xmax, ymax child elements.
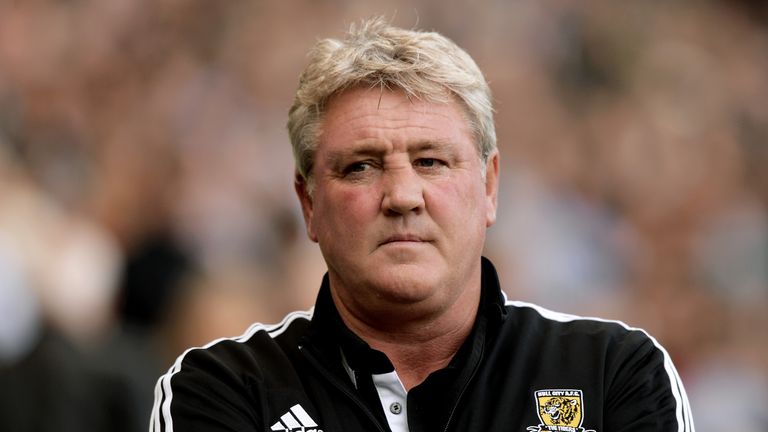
<box><xmin>380</xmin><ymin>234</ymin><xmax>429</xmax><ymax>246</ymax></box>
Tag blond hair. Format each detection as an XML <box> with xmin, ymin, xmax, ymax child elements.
<box><xmin>287</xmin><ymin>17</ymin><xmax>496</xmax><ymax>185</ymax></box>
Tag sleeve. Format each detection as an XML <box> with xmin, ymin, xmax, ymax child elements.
<box><xmin>149</xmin><ymin>345</ymin><xmax>263</xmax><ymax>432</ymax></box>
<box><xmin>603</xmin><ymin>330</ymin><xmax>694</xmax><ymax>432</ymax></box>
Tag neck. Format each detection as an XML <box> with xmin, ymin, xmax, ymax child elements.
<box><xmin>332</xmin><ymin>280</ymin><xmax>481</xmax><ymax>391</ymax></box>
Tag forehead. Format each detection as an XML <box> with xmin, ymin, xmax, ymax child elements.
<box><xmin>318</xmin><ymin>87</ymin><xmax>473</xmax><ymax>152</ymax></box>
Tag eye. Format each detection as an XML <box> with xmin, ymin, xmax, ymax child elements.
<box><xmin>414</xmin><ymin>158</ymin><xmax>445</xmax><ymax>168</ymax></box>
<box><xmin>342</xmin><ymin>161</ymin><xmax>376</xmax><ymax>177</ymax></box>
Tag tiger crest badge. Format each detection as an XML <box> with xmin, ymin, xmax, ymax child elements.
<box><xmin>526</xmin><ymin>389</ymin><xmax>596</xmax><ymax>432</ymax></box>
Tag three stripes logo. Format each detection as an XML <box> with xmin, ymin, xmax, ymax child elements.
<box><xmin>270</xmin><ymin>404</ymin><xmax>323</xmax><ymax>432</ymax></box>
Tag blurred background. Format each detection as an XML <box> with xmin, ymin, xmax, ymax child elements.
<box><xmin>0</xmin><ymin>0</ymin><xmax>766</xmax><ymax>430</ymax></box>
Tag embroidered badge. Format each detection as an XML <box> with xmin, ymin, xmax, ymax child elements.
<box><xmin>526</xmin><ymin>389</ymin><xmax>596</xmax><ymax>432</ymax></box>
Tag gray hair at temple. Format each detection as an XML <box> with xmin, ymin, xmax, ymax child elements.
<box><xmin>287</xmin><ymin>17</ymin><xmax>496</xmax><ymax>190</ymax></box>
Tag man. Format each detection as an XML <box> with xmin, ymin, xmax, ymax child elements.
<box><xmin>150</xmin><ymin>18</ymin><xmax>694</xmax><ymax>432</ymax></box>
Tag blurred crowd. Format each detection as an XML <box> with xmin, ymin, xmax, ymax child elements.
<box><xmin>0</xmin><ymin>0</ymin><xmax>766</xmax><ymax>430</ymax></box>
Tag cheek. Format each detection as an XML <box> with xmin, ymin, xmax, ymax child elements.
<box><xmin>427</xmin><ymin>177</ymin><xmax>486</xmax><ymax>224</ymax></box>
<box><xmin>315</xmin><ymin>187</ymin><xmax>380</xmax><ymax>234</ymax></box>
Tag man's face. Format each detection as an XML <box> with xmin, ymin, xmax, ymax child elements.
<box><xmin>296</xmin><ymin>87</ymin><xmax>498</xmax><ymax>317</ymax></box>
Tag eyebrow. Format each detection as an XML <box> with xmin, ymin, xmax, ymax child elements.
<box><xmin>326</xmin><ymin>140</ymin><xmax>453</xmax><ymax>169</ymax></box>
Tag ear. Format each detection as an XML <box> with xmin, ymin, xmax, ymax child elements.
<box><xmin>484</xmin><ymin>151</ymin><xmax>500</xmax><ymax>227</ymax></box>
<box><xmin>294</xmin><ymin>173</ymin><xmax>318</xmax><ymax>242</ymax></box>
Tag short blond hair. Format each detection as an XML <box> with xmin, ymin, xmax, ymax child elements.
<box><xmin>287</xmin><ymin>17</ymin><xmax>496</xmax><ymax>185</ymax></box>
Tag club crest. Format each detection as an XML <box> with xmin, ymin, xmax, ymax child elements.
<box><xmin>526</xmin><ymin>389</ymin><xmax>596</xmax><ymax>432</ymax></box>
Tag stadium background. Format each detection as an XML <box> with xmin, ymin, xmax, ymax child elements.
<box><xmin>0</xmin><ymin>1</ymin><xmax>766</xmax><ymax>430</ymax></box>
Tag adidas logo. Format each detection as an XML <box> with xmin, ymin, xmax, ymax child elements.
<box><xmin>270</xmin><ymin>404</ymin><xmax>323</xmax><ymax>432</ymax></box>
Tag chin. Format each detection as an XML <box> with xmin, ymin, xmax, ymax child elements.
<box><xmin>367</xmin><ymin>268</ymin><xmax>441</xmax><ymax>305</ymax></box>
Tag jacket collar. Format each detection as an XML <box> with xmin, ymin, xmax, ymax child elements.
<box><xmin>303</xmin><ymin>257</ymin><xmax>506</xmax><ymax>377</ymax></box>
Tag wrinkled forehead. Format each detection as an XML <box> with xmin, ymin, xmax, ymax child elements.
<box><xmin>319</xmin><ymin>85</ymin><xmax>476</xmax><ymax>144</ymax></box>
<box><xmin>319</xmin><ymin>87</ymin><xmax>472</xmax><ymax>143</ymax></box>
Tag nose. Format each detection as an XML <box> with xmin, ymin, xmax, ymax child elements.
<box><xmin>381</xmin><ymin>166</ymin><xmax>424</xmax><ymax>216</ymax></box>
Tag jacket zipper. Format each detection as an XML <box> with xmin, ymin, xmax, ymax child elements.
<box><xmin>440</xmin><ymin>354</ymin><xmax>482</xmax><ymax>432</ymax></box>
<box><xmin>302</xmin><ymin>347</ymin><xmax>389</xmax><ymax>432</ymax></box>
<box><xmin>441</xmin><ymin>325</ymin><xmax>487</xmax><ymax>432</ymax></box>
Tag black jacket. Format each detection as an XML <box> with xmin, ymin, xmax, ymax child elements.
<box><xmin>150</xmin><ymin>258</ymin><xmax>694</xmax><ymax>432</ymax></box>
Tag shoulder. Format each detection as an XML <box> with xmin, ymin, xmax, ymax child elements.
<box><xmin>503</xmin><ymin>299</ymin><xmax>653</xmax><ymax>345</ymax></box>
<box><xmin>501</xmin><ymin>298</ymin><xmax>673</xmax><ymax>372</ymax></box>
<box><xmin>150</xmin><ymin>309</ymin><xmax>313</xmax><ymax>431</ymax></box>
<box><xmin>499</xmin><ymin>299</ymin><xmax>694</xmax><ymax>431</ymax></box>
<box><xmin>172</xmin><ymin>308</ymin><xmax>313</xmax><ymax>373</ymax></box>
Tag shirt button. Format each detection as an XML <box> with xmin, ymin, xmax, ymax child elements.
<box><xmin>389</xmin><ymin>402</ymin><xmax>403</xmax><ymax>415</ymax></box>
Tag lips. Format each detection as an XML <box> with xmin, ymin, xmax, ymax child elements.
<box><xmin>380</xmin><ymin>234</ymin><xmax>429</xmax><ymax>245</ymax></box>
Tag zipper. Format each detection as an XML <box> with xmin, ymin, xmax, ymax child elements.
<box><xmin>441</xmin><ymin>322</ymin><xmax>487</xmax><ymax>432</ymax></box>
<box><xmin>440</xmin><ymin>353</ymin><xmax>482</xmax><ymax>432</ymax></box>
<box><xmin>301</xmin><ymin>347</ymin><xmax>389</xmax><ymax>432</ymax></box>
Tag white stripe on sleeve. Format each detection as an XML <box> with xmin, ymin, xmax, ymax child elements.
<box><xmin>149</xmin><ymin>309</ymin><xmax>313</xmax><ymax>432</ymax></box>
